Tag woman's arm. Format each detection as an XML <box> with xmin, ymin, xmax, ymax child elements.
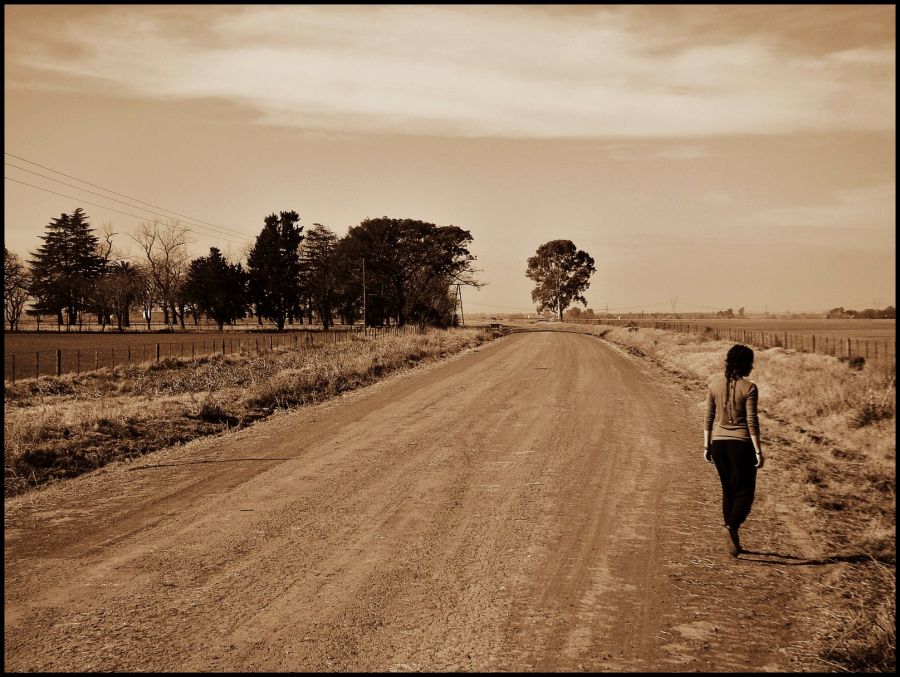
<box><xmin>747</xmin><ymin>384</ymin><xmax>763</xmax><ymax>468</ymax></box>
<box><xmin>704</xmin><ymin>386</ymin><xmax>715</xmax><ymax>463</ymax></box>
<box><xmin>750</xmin><ymin>434</ymin><xmax>764</xmax><ymax>468</ymax></box>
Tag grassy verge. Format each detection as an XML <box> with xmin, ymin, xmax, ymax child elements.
<box><xmin>588</xmin><ymin>323</ymin><xmax>895</xmax><ymax>672</ymax></box>
<box><xmin>4</xmin><ymin>327</ymin><xmax>494</xmax><ymax>498</ymax></box>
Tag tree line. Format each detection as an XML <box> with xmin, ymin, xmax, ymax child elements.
<box><xmin>826</xmin><ymin>306</ymin><xmax>895</xmax><ymax>320</ymax></box>
<box><xmin>4</xmin><ymin>208</ymin><xmax>480</xmax><ymax>332</ymax></box>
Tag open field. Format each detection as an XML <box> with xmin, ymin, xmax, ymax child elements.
<box><xmin>3</xmin><ymin>326</ymin><xmax>411</xmax><ymax>381</ymax></box>
<box><xmin>599</xmin><ymin>317</ymin><xmax>896</xmax><ymax>340</ymax></box>
<box><xmin>574</xmin><ymin>318</ymin><xmax>896</xmax><ymax>364</ymax></box>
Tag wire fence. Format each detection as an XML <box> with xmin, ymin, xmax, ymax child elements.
<box><xmin>4</xmin><ymin>325</ymin><xmax>420</xmax><ymax>383</ymax></box>
<box><xmin>572</xmin><ymin>318</ymin><xmax>896</xmax><ymax>366</ymax></box>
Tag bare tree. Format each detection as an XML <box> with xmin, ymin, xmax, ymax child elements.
<box><xmin>130</xmin><ymin>220</ymin><xmax>191</xmax><ymax>329</ymax></box>
<box><xmin>4</xmin><ymin>248</ymin><xmax>31</xmax><ymax>331</ymax></box>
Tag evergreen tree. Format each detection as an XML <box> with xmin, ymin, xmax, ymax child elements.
<box><xmin>28</xmin><ymin>208</ymin><xmax>105</xmax><ymax>327</ymax></box>
<box><xmin>247</xmin><ymin>211</ymin><xmax>304</xmax><ymax>330</ymax></box>
<box><xmin>299</xmin><ymin>223</ymin><xmax>339</xmax><ymax>329</ymax></box>
<box><xmin>183</xmin><ymin>248</ymin><xmax>249</xmax><ymax>331</ymax></box>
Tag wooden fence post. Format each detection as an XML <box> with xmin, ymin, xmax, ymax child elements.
<box><xmin>35</xmin><ymin>351</ymin><xmax>40</xmax><ymax>379</ymax></box>
<box><xmin>76</xmin><ymin>350</ymin><xmax>80</xmax><ymax>375</ymax></box>
<box><xmin>222</xmin><ymin>338</ymin><xmax>226</xmax><ymax>355</ymax></box>
<box><xmin>847</xmin><ymin>337</ymin><xmax>851</xmax><ymax>357</ymax></box>
<box><xmin>95</xmin><ymin>348</ymin><xmax>99</xmax><ymax>370</ymax></box>
<box><xmin>12</xmin><ymin>353</ymin><xmax>16</xmax><ymax>383</ymax></box>
<box><xmin>56</xmin><ymin>350</ymin><xmax>62</xmax><ymax>376</ymax></box>
<box><xmin>156</xmin><ymin>343</ymin><xmax>161</xmax><ymax>362</ymax></box>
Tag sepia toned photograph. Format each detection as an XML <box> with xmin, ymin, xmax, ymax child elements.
<box><xmin>3</xmin><ymin>4</ymin><xmax>895</xmax><ymax>672</ymax></box>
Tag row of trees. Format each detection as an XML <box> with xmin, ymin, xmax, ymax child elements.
<box><xmin>826</xmin><ymin>306</ymin><xmax>896</xmax><ymax>319</ymax></box>
<box><xmin>5</xmin><ymin>208</ymin><xmax>481</xmax><ymax>332</ymax></box>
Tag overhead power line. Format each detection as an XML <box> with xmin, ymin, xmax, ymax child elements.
<box><xmin>5</xmin><ymin>151</ymin><xmax>248</xmax><ymax>237</ymax></box>
<box><xmin>5</xmin><ymin>161</ymin><xmax>250</xmax><ymax>244</ymax></box>
<box><xmin>4</xmin><ymin>176</ymin><xmax>248</xmax><ymax>247</ymax></box>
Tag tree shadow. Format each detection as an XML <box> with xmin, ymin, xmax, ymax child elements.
<box><xmin>128</xmin><ymin>457</ymin><xmax>294</xmax><ymax>471</ymax></box>
<box><xmin>738</xmin><ymin>550</ymin><xmax>891</xmax><ymax>566</ymax></box>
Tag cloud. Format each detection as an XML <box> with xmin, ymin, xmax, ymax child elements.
<box><xmin>654</xmin><ymin>145</ymin><xmax>710</xmax><ymax>159</ymax></box>
<box><xmin>698</xmin><ymin>191</ymin><xmax>733</xmax><ymax>205</ymax></box>
<box><xmin>5</xmin><ymin>5</ymin><xmax>896</xmax><ymax>138</ymax></box>
<box><xmin>751</xmin><ymin>183</ymin><xmax>895</xmax><ymax>229</ymax></box>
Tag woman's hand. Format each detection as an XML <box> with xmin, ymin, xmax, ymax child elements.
<box><xmin>755</xmin><ymin>451</ymin><xmax>765</xmax><ymax>469</ymax></box>
<box><xmin>704</xmin><ymin>447</ymin><xmax>713</xmax><ymax>464</ymax></box>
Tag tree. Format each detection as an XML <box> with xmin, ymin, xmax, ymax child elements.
<box><xmin>131</xmin><ymin>220</ymin><xmax>191</xmax><ymax>329</ymax></box>
<box><xmin>183</xmin><ymin>248</ymin><xmax>249</xmax><ymax>331</ymax></box>
<box><xmin>332</xmin><ymin>236</ymin><xmax>365</xmax><ymax>326</ymax></box>
<box><xmin>340</xmin><ymin>217</ymin><xmax>480</xmax><ymax>328</ymax></box>
<box><xmin>247</xmin><ymin>211</ymin><xmax>304</xmax><ymax>331</ymax></box>
<box><xmin>92</xmin><ymin>261</ymin><xmax>147</xmax><ymax>332</ymax></box>
<box><xmin>299</xmin><ymin>223</ymin><xmax>340</xmax><ymax>329</ymax></box>
<box><xmin>4</xmin><ymin>248</ymin><xmax>31</xmax><ymax>331</ymax></box>
<box><xmin>525</xmin><ymin>240</ymin><xmax>596</xmax><ymax>321</ymax></box>
<box><xmin>564</xmin><ymin>306</ymin><xmax>583</xmax><ymax>322</ymax></box>
<box><xmin>28</xmin><ymin>208</ymin><xmax>106</xmax><ymax>327</ymax></box>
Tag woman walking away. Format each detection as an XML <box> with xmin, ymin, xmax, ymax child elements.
<box><xmin>703</xmin><ymin>344</ymin><xmax>764</xmax><ymax>556</ymax></box>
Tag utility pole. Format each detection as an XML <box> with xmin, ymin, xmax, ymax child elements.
<box><xmin>452</xmin><ymin>284</ymin><xmax>465</xmax><ymax>327</ymax></box>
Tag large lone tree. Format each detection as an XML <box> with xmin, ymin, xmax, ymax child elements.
<box><xmin>525</xmin><ymin>239</ymin><xmax>596</xmax><ymax>321</ymax></box>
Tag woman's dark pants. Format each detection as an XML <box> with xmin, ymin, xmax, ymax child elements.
<box><xmin>711</xmin><ymin>439</ymin><xmax>757</xmax><ymax>529</ymax></box>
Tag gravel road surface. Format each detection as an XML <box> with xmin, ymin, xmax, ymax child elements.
<box><xmin>4</xmin><ymin>330</ymin><xmax>817</xmax><ymax>671</ymax></box>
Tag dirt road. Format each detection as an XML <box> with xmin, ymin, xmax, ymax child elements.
<box><xmin>4</xmin><ymin>330</ymin><xmax>820</xmax><ymax>671</ymax></box>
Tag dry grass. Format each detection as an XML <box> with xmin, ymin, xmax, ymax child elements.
<box><xmin>4</xmin><ymin>328</ymin><xmax>492</xmax><ymax>497</ymax></box>
<box><xmin>588</xmin><ymin>322</ymin><xmax>895</xmax><ymax>672</ymax></box>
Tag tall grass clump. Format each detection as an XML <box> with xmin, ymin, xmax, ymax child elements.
<box><xmin>4</xmin><ymin>328</ymin><xmax>491</xmax><ymax>497</ymax></box>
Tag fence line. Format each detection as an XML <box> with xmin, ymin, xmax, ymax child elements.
<box><xmin>573</xmin><ymin>318</ymin><xmax>895</xmax><ymax>366</ymax></box>
<box><xmin>5</xmin><ymin>325</ymin><xmax>425</xmax><ymax>383</ymax></box>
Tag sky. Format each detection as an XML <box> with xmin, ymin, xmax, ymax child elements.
<box><xmin>4</xmin><ymin>4</ymin><xmax>895</xmax><ymax>315</ymax></box>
